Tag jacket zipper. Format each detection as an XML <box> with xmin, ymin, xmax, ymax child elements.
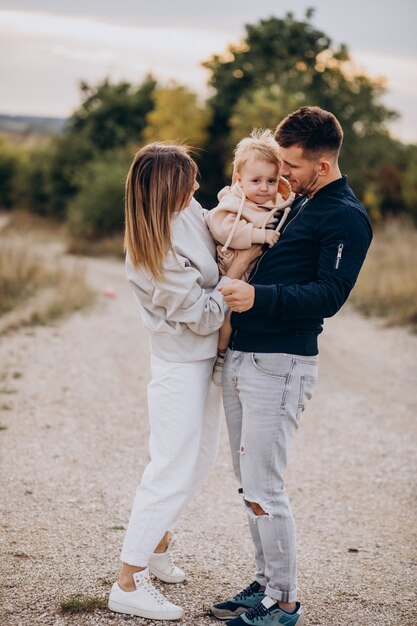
<box><xmin>248</xmin><ymin>195</ymin><xmax>310</xmax><ymax>284</ymax></box>
<box><xmin>335</xmin><ymin>243</ymin><xmax>344</xmax><ymax>269</ymax></box>
<box><xmin>231</xmin><ymin>196</ymin><xmax>310</xmax><ymax>351</ymax></box>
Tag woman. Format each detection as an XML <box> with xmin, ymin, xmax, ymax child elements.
<box><xmin>108</xmin><ymin>143</ymin><xmax>261</xmax><ymax>620</ymax></box>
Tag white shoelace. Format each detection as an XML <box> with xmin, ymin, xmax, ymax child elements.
<box><xmin>138</xmin><ymin>575</ymin><xmax>167</xmax><ymax>605</ymax></box>
<box><xmin>165</xmin><ymin>550</ymin><xmax>176</xmax><ymax>573</ymax></box>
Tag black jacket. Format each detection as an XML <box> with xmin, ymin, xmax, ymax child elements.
<box><xmin>229</xmin><ymin>176</ymin><xmax>373</xmax><ymax>355</ymax></box>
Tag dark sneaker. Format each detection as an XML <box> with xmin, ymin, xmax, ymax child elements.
<box><xmin>211</xmin><ymin>581</ymin><xmax>265</xmax><ymax>620</ymax></box>
<box><xmin>226</xmin><ymin>596</ymin><xmax>304</xmax><ymax>625</ymax></box>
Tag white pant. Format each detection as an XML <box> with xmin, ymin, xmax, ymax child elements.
<box><xmin>121</xmin><ymin>354</ymin><xmax>221</xmax><ymax>566</ymax></box>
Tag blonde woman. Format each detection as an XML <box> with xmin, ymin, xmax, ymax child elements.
<box><xmin>108</xmin><ymin>143</ymin><xmax>261</xmax><ymax>621</ymax></box>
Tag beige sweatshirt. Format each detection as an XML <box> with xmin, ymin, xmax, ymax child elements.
<box><xmin>126</xmin><ymin>198</ymin><xmax>229</xmax><ymax>363</ymax></box>
<box><xmin>205</xmin><ymin>179</ymin><xmax>294</xmax><ymax>250</ymax></box>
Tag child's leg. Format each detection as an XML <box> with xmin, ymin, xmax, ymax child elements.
<box><xmin>213</xmin><ymin>312</ymin><xmax>232</xmax><ymax>386</ymax></box>
<box><xmin>218</xmin><ymin>311</ymin><xmax>232</xmax><ymax>352</ymax></box>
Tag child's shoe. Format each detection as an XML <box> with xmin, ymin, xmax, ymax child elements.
<box><xmin>212</xmin><ymin>352</ymin><xmax>226</xmax><ymax>386</ymax></box>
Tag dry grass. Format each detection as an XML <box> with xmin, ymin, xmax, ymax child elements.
<box><xmin>1</xmin><ymin>209</ymin><xmax>67</xmax><ymax>242</ymax></box>
<box><xmin>351</xmin><ymin>219</ymin><xmax>417</xmax><ymax>329</ymax></box>
<box><xmin>0</xmin><ymin>237</ymin><xmax>49</xmax><ymax>315</ymax></box>
<box><xmin>67</xmin><ymin>232</ymin><xmax>124</xmax><ymax>258</ymax></box>
<box><xmin>0</xmin><ymin>233</ymin><xmax>95</xmax><ymax>334</ymax></box>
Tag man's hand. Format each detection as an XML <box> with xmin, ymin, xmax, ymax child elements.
<box><xmin>218</xmin><ymin>280</ymin><xmax>255</xmax><ymax>312</ymax></box>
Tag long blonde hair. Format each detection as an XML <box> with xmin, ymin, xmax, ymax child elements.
<box><xmin>124</xmin><ymin>143</ymin><xmax>198</xmax><ymax>280</ymax></box>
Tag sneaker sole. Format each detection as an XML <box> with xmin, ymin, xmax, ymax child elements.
<box><xmin>148</xmin><ymin>566</ymin><xmax>185</xmax><ymax>584</ymax></box>
<box><xmin>210</xmin><ymin>605</ymin><xmax>247</xmax><ymax>620</ymax></box>
<box><xmin>108</xmin><ymin>598</ymin><xmax>183</xmax><ymax>620</ymax></box>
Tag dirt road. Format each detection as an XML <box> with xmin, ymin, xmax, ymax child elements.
<box><xmin>1</xmin><ymin>255</ymin><xmax>416</xmax><ymax>625</ymax></box>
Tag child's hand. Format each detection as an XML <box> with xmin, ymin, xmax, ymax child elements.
<box><xmin>265</xmin><ymin>229</ymin><xmax>280</xmax><ymax>247</ymax></box>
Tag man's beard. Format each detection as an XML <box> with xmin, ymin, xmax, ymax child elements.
<box><xmin>299</xmin><ymin>172</ymin><xmax>320</xmax><ymax>198</ymax></box>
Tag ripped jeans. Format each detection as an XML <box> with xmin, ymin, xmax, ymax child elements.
<box><xmin>223</xmin><ymin>350</ymin><xmax>318</xmax><ymax>603</ymax></box>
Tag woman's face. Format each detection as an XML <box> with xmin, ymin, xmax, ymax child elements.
<box><xmin>186</xmin><ymin>179</ymin><xmax>200</xmax><ymax>206</ymax></box>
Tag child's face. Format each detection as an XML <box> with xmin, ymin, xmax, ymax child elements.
<box><xmin>237</xmin><ymin>159</ymin><xmax>279</xmax><ymax>205</ymax></box>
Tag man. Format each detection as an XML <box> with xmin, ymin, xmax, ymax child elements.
<box><xmin>212</xmin><ymin>106</ymin><xmax>372</xmax><ymax>626</ymax></box>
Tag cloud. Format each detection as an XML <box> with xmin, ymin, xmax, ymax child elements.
<box><xmin>1</xmin><ymin>7</ymin><xmax>416</xmax><ymax>142</ymax></box>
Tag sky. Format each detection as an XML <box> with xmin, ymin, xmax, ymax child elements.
<box><xmin>1</xmin><ymin>0</ymin><xmax>416</xmax><ymax>143</ymax></box>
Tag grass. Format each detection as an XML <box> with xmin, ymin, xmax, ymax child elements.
<box><xmin>351</xmin><ymin>219</ymin><xmax>417</xmax><ymax>330</ymax></box>
<box><xmin>0</xmin><ymin>236</ymin><xmax>52</xmax><ymax>316</ymax></box>
<box><xmin>59</xmin><ymin>595</ymin><xmax>107</xmax><ymax>613</ymax></box>
<box><xmin>67</xmin><ymin>232</ymin><xmax>124</xmax><ymax>258</ymax></box>
<box><xmin>0</xmin><ymin>229</ymin><xmax>95</xmax><ymax>333</ymax></box>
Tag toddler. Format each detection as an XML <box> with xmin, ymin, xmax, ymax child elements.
<box><xmin>205</xmin><ymin>129</ymin><xmax>295</xmax><ymax>385</ymax></box>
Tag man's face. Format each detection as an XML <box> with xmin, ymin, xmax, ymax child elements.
<box><xmin>279</xmin><ymin>144</ymin><xmax>321</xmax><ymax>197</ymax></box>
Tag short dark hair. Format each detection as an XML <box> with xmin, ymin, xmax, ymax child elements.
<box><xmin>274</xmin><ymin>106</ymin><xmax>343</xmax><ymax>158</ymax></box>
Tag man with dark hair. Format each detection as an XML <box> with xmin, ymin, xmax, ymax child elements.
<box><xmin>211</xmin><ymin>106</ymin><xmax>372</xmax><ymax>626</ymax></box>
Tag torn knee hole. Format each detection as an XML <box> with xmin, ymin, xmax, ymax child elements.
<box><xmin>249</xmin><ymin>501</ymin><xmax>267</xmax><ymax>516</ymax></box>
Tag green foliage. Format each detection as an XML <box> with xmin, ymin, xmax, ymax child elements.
<box><xmin>5</xmin><ymin>11</ymin><xmax>417</xmax><ymax>233</ymax></box>
<box><xmin>402</xmin><ymin>146</ymin><xmax>417</xmax><ymax>224</ymax></box>
<box><xmin>20</xmin><ymin>76</ymin><xmax>156</xmax><ymax>219</ymax></box>
<box><xmin>200</xmin><ymin>11</ymin><xmax>398</xmax><ymax>205</ymax></box>
<box><xmin>67</xmin><ymin>151</ymin><xmax>131</xmax><ymax>239</ymax></box>
<box><xmin>21</xmin><ymin>146</ymin><xmax>54</xmax><ymax>215</ymax></box>
<box><xmin>59</xmin><ymin>595</ymin><xmax>107</xmax><ymax>613</ymax></box>
<box><xmin>69</xmin><ymin>75</ymin><xmax>157</xmax><ymax>151</ymax></box>
<box><xmin>0</xmin><ymin>137</ymin><xmax>23</xmax><ymax>209</ymax></box>
<box><xmin>228</xmin><ymin>86</ymin><xmax>303</xmax><ymax>173</ymax></box>
<box><xmin>144</xmin><ymin>83</ymin><xmax>211</xmax><ymax>146</ymax></box>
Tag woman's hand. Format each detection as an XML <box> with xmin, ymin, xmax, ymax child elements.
<box><xmin>218</xmin><ymin>280</ymin><xmax>255</xmax><ymax>312</ymax></box>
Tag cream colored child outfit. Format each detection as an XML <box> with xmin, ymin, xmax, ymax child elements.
<box><xmin>205</xmin><ymin>178</ymin><xmax>294</xmax><ymax>280</ymax></box>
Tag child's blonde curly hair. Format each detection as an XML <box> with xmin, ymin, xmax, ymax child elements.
<box><xmin>232</xmin><ymin>129</ymin><xmax>281</xmax><ymax>181</ymax></box>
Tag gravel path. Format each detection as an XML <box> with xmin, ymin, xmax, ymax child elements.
<box><xmin>1</xmin><ymin>255</ymin><xmax>416</xmax><ymax>626</ymax></box>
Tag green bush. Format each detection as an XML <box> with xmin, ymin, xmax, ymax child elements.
<box><xmin>67</xmin><ymin>153</ymin><xmax>131</xmax><ymax>239</ymax></box>
<box><xmin>0</xmin><ymin>137</ymin><xmax>23</xmax><ymax>209</ymax></box>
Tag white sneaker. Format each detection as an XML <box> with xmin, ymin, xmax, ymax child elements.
<box><xmin>212</xmin><ymin>352</ymin><xmax>225</xmax><ymax>386</ymax></box>
<box><xmin>148</xmin><ymin>534</ymin><xmax>185</xmax><ymax>583</ymax></box>
<box><xmin>108</xmin><ymin>567</ymin><xmax>183</xmax><ymax>620</ymax></box>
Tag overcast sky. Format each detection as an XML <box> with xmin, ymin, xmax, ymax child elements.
<box><xmin>1</xmin><ymin>0</ymin><xmax>416</xmax><ymax>143</ymax></box>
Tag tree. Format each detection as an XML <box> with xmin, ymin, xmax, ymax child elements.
<box><xmin>143</xmin><ymin>83</ymin><xmax>211</xmax><ymax>147</ymax></box>
<box><xmin>0</xmin><ymin>136</ymin><xmax>22</xmax><ymax>209</ymax></box>
<box><xmin>26</xmin><ymin>76</ymin><xmax>157</xmax><ymax>218</ymax></box>
<box><xmin>69</xmin><ymin>75</ymin><xmax>157</xmax><ymax>151</ymax></box>
<box><xmin>200</xmin><ymin>10</ymin><xmax>398</xmax><ymax>205</ymax></box>
<box><xmin>228</xmin><ymin>87</ymin><xmax>303</xmax><ymax>168</ymax></box>
<box><xmin>67</xmin><ymin>150</ymin><xmax>132</xmax><ymax>239</ymax></box>
<box><xmin>402</xmin><ymin>146</ymin><xmax>417</xmax><ymax>224</ymax></box>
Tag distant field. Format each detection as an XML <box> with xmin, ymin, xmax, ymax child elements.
<box><xmin>351</xmin><ymin>219</ymin><xmax>417</xmax><ymax>330</ymax></box>
<box><xmin>0</xmin><ymin>113</ymin><xmax>67</xmax><ymax>137</ymax></box>
<box><xmin>0</xmin><ymin>212</ymin><xmax>94</xmax><ymax>333</ymax></box>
